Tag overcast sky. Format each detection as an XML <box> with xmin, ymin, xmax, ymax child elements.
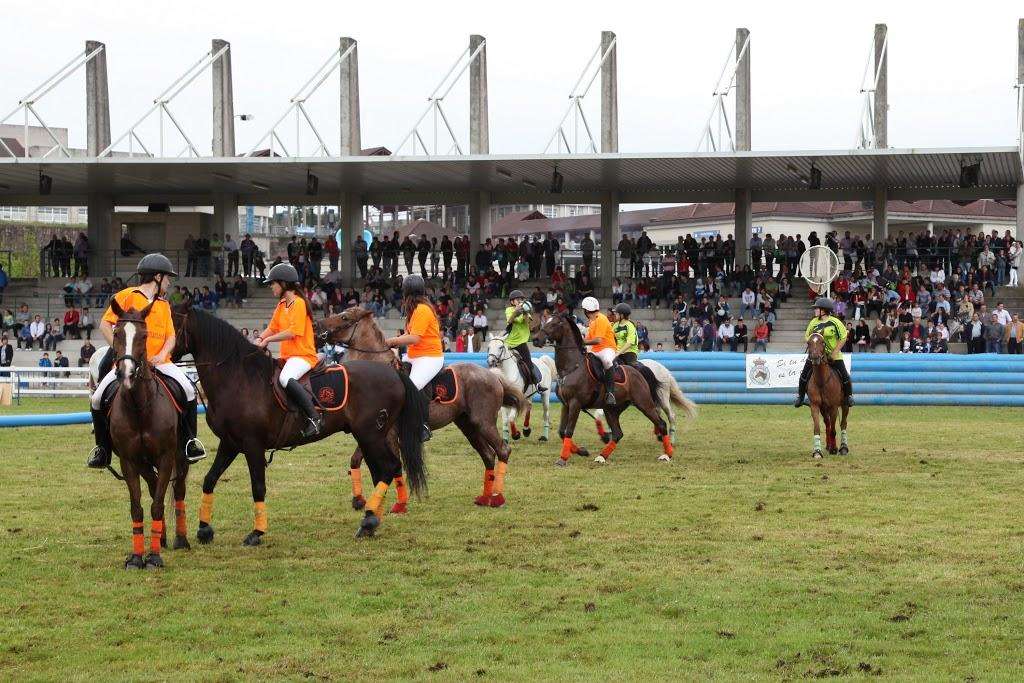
<box><xmin>3</xmin><ymin>0</ymin><xmax>1022</xmax><ymax>158</ymax></box>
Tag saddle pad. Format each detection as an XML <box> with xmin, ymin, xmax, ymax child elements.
<box><xmin>430</xmin><ymin>367</ymin><xmax>459</xmax><ymax>405</ymax></box>
<box><xmin>518</xmin><ymin>358</ymin><xmax>542</xmax><ymax>386</ymax></box>
<box><xmin>102</xmin><ymin>370</ymin><xmax>184</xmax><ymax>414</ymax></box>
<box><xmin>309</xmin><ymin>365</ymin><xmax>349</xmax><ymax>412</ymax></box>
<box><xmin>584</xmin><ymin>354</ymin><xmax>627</xmax><ymax>385</ymax></box>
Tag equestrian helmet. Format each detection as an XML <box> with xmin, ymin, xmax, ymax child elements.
<box><xmin>402</xmin><ymin>274</ymin><xmax>426</xmax><ymax>297</ymax></box>
<box><xmin>813</xmin><ymin>297</ymin><xmax>834</xmax><ymax>312</ymax></box>
<box><xmin>614</xmin><ymin>303</ymin><xmax>632</xmax><ymax>317</ymax></box>
<box><xmin>264</xmin><ymin>262</ymin><xmax>300</xmax><ymax>285</ymax></box>
<box><xmin>137</xmin><ymin>253</ymin><xmax>178</xmax><ymax>277</ymax></box>
<box><xmin>508</xmin><ymin>289</ymin><xmax>526</xmax><ymax>301</ymax></box>
<box><xmin>581</xmin><ymin>296</ymin><xmax>601</xmax><ymax>312</ymax></box>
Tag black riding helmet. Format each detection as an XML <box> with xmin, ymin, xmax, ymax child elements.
<box><xmin>509</xmin><ymin>289</ymin><xmax>526</xmax><ymax>302</ymax></box>
<box><xmin>264</xmin><ymin>262</ymin><xmax>300</xmax><ymax>286</ymax></box>
<box><xmin>402</xmin><ymin>274</ymin><xmax>426</xmax><ymax>297</ymax></box>
<box><xmin>813</xmin><ymin>297</ymin><xmax>834</xmax><ymax>313</ymax></box>
<box><xmin>614</xmin><ymin>303</ymin><xmax>632</xmax><ymax>318</ymax></box>
<box><xmin>137</xmin><ymin>253</ymin><xmax>178</xmax><ymax>277</ymax></box>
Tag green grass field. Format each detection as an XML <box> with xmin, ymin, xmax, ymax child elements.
<box><xmin>2</xmin><ymin>399</ymin><xmax>1024</xmax><ymax>680</ymax></box>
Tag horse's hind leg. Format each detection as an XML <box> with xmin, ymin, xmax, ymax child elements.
<box><xmin>122</xmin><ymin>461</ymin><xmax>146</xmax><ymax>570</ymax></box>
<box><xmin>171</xmin><ymin>466</ymin><xmax>191</xmax><ymax>550</ymax></box>
<box><xmin>809</xmin><ymin>402</ymin><xmax>823</xmax><ymax>458</ymax></box>
<box><xmin>479</xmin><ymin>415</ymin><xmax>510</xmax><ymax>507</ymax></box>
<box><xmin>241</xmin><ymin>450</ymin><xmax>268</xmax><ymax>547</ymax></box>
<box><xmin>349</xmin><ymin>447</ymin><xmax>366</xmax><ymax>510</ymax></box>
<box><xmin>456</xmin><ymin>414</ymin><xmax>499</xmax><ymax>507</ymax></box>
<box><xmin>594</xmin><ymin>408</ymin><xmax>625</xmax><ymax>464</ymax></box>
<box><xmin>384</xmin><ymin>430</ymin><xmax>409</xmax><ymax>514</ymax></box>
<box><xmin>593</xmin><ymin>408</ymin><xmax>611</xmax><ymax>444</ymax></box>
<box><xmin>540</xmin><ymin>389</ymin><xmax>550</xmax><ymax>442</ymax></box>
<box><xmin>197</xmin><ymin>442</ymin><xmax>239</xmax><ymax>545</ymax></box>
<box><xmin>636</xmin><ymin>392</ymin><xmax>672</xmax><ymax>461</ymax></box>
<box><xmin>838</xmin><ymin>405</ymin><xmax>850</xmax><ymax>455</ymax></box>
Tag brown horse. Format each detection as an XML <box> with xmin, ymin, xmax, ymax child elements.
<box><xmin>106</xmin><ymin>299</ymin><xmax>190</xmax><ymax>569</ymax></box>
<box><xmin>171</xmin><ymin>306</ymin><xmax>427</xmax><ymax>542</ymax></box>
<box><xmin>805</xmin><ymin>333</ymin><xmax>850</xmax><ymax>458</ymax></box>
<box><xmin>318</xmin><ymin>306</ymin><xmax>527</xmax><ymax>509</ymax></box>
<box><xmin>531</xmin><ymin>312</ymin><xmax>673</xmax><ymax>465</ymax></box>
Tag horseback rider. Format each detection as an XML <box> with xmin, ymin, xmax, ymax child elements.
<box><xmin>256</xmin><ymin>263</ymin><xmax>322</xmax><ymax>438</ymax></box>
<box><xmin>504</xmin><ymin>289</ymin><xmax>547</xmax><ymax>393</ymax></box>
<box><xmin>580</xmin><ymin>296</ymin><xmax>617</xmax><ymax>406</ymax></box>
<box><xmin>612</xmin><ymin>303</ymin><xmax>640</xmax><ymax>366</ymax></box>
<box><xmin>795</xmin><ymin>297</ymin><xmax>854</xmax><ymax>408</ymax></box>
<box><xmin>87</xmin><ymin>253</ymin><xmax>206</xmax><ymax>468</ymax></box>
<box><xmin>385</xmin><ymin>274</ymin><xmax>442</xmax><ymax>440</ymax></box>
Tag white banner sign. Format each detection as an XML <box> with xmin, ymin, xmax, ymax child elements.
<box><xmin>745</xmin><ymin>353</ymin><xmax>851</xmax><ymax>389</ymax></box>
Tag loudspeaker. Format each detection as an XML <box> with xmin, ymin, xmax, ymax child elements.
<box><xmin>550</xmin><ymin>169</ymin><xmax>564</xmax><ymax>194</ymax></box>
<box><xmin>39</xmin><ymin>173</ymin><xmax>52</xmax><ymax>195</ymax></box>
<box><xmin>306</xmin><ymin>171</ymin><xmax>319</xmax><ymax>196</ymax></box>
<box><xmin>148</xmin><ymin>203</ymin><xmax>170</xmax><ymax>212</ymax></box>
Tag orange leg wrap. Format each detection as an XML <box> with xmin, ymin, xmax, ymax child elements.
<box><xmin>475</xmin><ymin>469</ymin><xmax>495</xmax><ymax>506</ymax></box>
<box><xmin>523</xmin><ymin>412</ymin><xmax>531</xmax><ymax>428</ymax></box>
<box><xmin>509</xmin><ymin>422</ymin><xmax>520</xmax><ymax>437</ymax></box>
<box><xmin>600</xmin><ymin>440</ymin><xmax>617</xmax><ymax>458</ymax></box>
<box><xmin>662</xmin><ymin>435</ymin><xmax>674</xmax><ymax>458</ymax></box>
<box><xmin>150</xmin><ymin>520</ymin><xmax>164</xmax><ymax>554</ymax></box>
<box><xmin>366</xmin><ymin>481</ymin><xmax>389</xmax><ymax>517</ymax></box>
<box><xmin>560</xmin><ymin>437</ymin><xmax>574</xmax><ymax>460</ymax></box>
<box><xmin>253</xmin><ymin>502</ymin><xmax>268</xmax><ymax>533</ymax></box>
<box><xmin>493</xmin><ymin>461</ymin><xmax>508</xmax><ymax>495</ymax></box>
<box><xmin>391</xmin><ymin>476</ymin><xmax>409</xmax><ymax>514</ymax></box>
<box><xmin>132</xmin><ymin>521</ymin><xmax>145</xmax><ymax>556</ymax></box>
<box><xmin>595</xmin><ymin>419</ymin><xmax>606</xmax><ymax>437</ymax></box>
<box><xmin>350</xmin><ymin>467</ymin><xmax>363</xmax><ymax>498</ymax></box>
<box><xmin>199</xmin><ymin>492</ymin><xmax>214</xmax><ymax>525</ymax></box>
<box><xmin>174</xmin><ymin>500</ymin><xmax>187</xmax><ymax>536</ymax></box>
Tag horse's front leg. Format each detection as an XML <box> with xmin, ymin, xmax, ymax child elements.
<box><xmin>522</xmin><ymin>402</ymin><xmax>532</xmax><ymax>438</ymax></box>
<box><xmin>242</xmin><ymin>450</ymin><xmax>268</xmax><ymax>547</ymax></box>
<box><xmin>349</xmin><ymin>447</ymin><xmax>366</xmax><ymax>510</ymax></box>
<box><xmin>809</xmin><ymin>401</ymin><xmax>823</xmax><ymax>459</ymax></box>
<box><xmin>139</xmin><ymin>467</ymin><xmax>165</xmax><ymax>549</ymax></box>
<box><xmin>838</xmin><ymin>405</ymin><xmax>850</xmax><ymax>455</ymax></box>
<box><xmin>196</xmin><ymin>442</ymin><xmax>239</xmax><ymax>545</ymax></box>
<box><xmin>557</xmin><ymin>400</ymin><xmax>586</xmax><ymax>466</ymax></box>
<box><xmin>144</xmin><ymin>459</ymin><xmax>174</xmax><ymax>569</ymax></box>
<box><xmin>540</xmin><ymin>389</ymin><xmax>550</xmax><ymax>442</ymax></box>
<box><xmin>171</xmin><ymin>464</ymin><xmax>191</xmax><ymax>550</ymax></box>
<box><xmin>122</xmin><ymin>460</ymin><xmax>146</xmax><ymax>570</ymax></box>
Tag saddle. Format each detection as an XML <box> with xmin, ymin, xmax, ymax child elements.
<box><xmin>583</xmin><ymin>353</ymin><xmax>628</xmax><ymax>386</ymax></box>
<box><xmin>271</xmin><ymin>359</ymin><xmax>350</xmax><ymax>413</ymax></box>
<box><xmin>517</xmin><ymin>357</ymin><xmax>542</xmax><ymax>388</ymax></box>
<box><xmin>399</xmin><ymin>363</ymin><xmax>460</xmax><ymax>405</ymax></box>
<box><xmin>100</xmin><ymin>367</ymin><xmax>186</xmax><ymax>414</ymax></box>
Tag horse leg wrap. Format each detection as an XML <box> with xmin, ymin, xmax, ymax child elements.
<box><xmin>493</xmin><ymin>461</ymin><xmax>507</xmax><ymax>495</ymax></box>
<box><xmin>150</xmin><ymin>520</ymin><xmax>164</xmax><ymax>554</ymax></box>
<box><xmin>253</xmin><ymin>502</ymin><xmax>268</xmax><ymax>533</ymax></box>
<box><xmin>841</xmin><ymin>430</ymin><xmax>848</xmax><ymax>447</ymax></box>
<box><xmin>661</xmin><ymin>435</ymin><xmax>674</xmax><ymax>458</ymax></box>
<box><xmin>813</xmin><ymin>435</ymin><xmax>822</xmax><ymax>451</ymax></box>
<box><xmin>482</xmin><ymin>469</ymin><xmax>495</xmax><ymax>497</ymax></box>
<box><xmin>523</xmin><ymin>412</ymin><xmax>531</xmax><ymax>428</ymax></box>
<box><xmin>595</xmin><ymin>419</ymin><xmax>606</xmax><ymax>437</ymax></box>
<box><xmin>600</xmin><ymin>440</ymin><xmax>617</xmax><ymax>458</ymax></box>
<box><xmin>199</xmin><ymin>492</ymin><xmax>214</xmax><ymax>525</ymax></box>
<box><xmin>132</xmin><ymin>521</ymin><xmax>145</xmax><ymax>556</ymax></box>
<box><xmin>391</xmin><ymin>476</ymin><xmax>409</xmax><ymax>514</ymax></box>
<box><xmin>174</xmin><ymin>500</ymin><xmax>187</xmax><ymax>537</ymax></box>
<box><xmin>560</xmin><ymin>437</ymin><xmax>574</xmax><ymax>461</ymax></box>
<box><xmin>350</xmin><ymin>468</ymin><xmax>363</xmax><ymax>499</ymax></box>
<box><xmin>366</xmin><ymin>481</ymin><xmax>389</xmax><ymax>517</ymax></box>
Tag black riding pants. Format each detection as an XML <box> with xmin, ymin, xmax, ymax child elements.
<box><xmin>511</xmin><ymin>343</ymin><xmax>540</xmax><ymax>384</ymax></box>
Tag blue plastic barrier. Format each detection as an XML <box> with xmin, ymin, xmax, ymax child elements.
<box><xmin>0</xmin><ymin>406</ymin><xmax>207</xmax><ymax>429</ymax></box>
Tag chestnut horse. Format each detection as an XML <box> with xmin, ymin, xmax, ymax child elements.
<box><xmin>106</xmin><ymin>299</ymin><xmax>190</xmax><ymax>569</ymax></box>
<box><xmin>531</xmin><ymin>312</ymin><xmax>673</xmax><ymax>465</ymax></box>
<box><xmin>171</xmin><ymin>306</ymin><xmax>427</xmax><ymax>542</ymax></box>
<box><xmin>319</xmin><ymin>306</ymin><xmax>527</xmax><ymax>509</ymax></box>
<box><xmin>805</xmin><ymin>333</ymin><xmax>850</xmax><ymax>458</ymax></box>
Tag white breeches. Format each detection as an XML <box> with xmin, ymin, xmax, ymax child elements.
<box><xmin>91</xmin><ymin>348</ymin><xmax>194</xmax><ymax>409</ymax></box>
<box><xmin>403</xmin><ymin>354</ymin><xmax>444</xmax><ymax>390</ymax></box>
<box><xmin>595</xmin><ymin>348</ymin><xmax>616</xmax><ymax>369</ymax></box>
<box><xmin>279</xmin><ymin>357</ymin><xmax>313</xmax><ymax>388</ymax></box>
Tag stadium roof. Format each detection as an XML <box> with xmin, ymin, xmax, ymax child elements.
<box><xmin>0</xmin><ymin>146</ymin><xmax>1019</xmax><ymax>206</ymax></box>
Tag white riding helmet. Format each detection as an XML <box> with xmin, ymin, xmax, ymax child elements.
<box><xmin>581</xmin><ymin>296</ymin><xmax>601</xmax><ymax>312</ymax></box>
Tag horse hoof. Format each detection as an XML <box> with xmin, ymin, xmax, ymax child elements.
<box><xmin>144</xmin><ymin>553</ymin><xmax>164</xmax><ymax>570</ymax></box>
<box><xmin>173</xmin><ymin>535</ymin><xmax>191</xmax><ymax>551</ymax></box>
<box><xmin>242</xmin><ymin>530</ymin><xmax>264</xmax><ymax>547</ymax></box>
<box><xmin>523</xmin><ymin>428</ymin><xmax>532</xmax><ymax>438</ymax></box>
<box><xmin>812</xmin><ymin>450</ymin><xmax>823</xmax><ymax>459</ymax></box>
<box><xmin>600</xmin><ymin>433</ymin><xmax>611</xmax><ymax>444</ymax></box>
<box><xmin>657</xmin><ymin>454</ymin><xmax>672</xmax><ymax>463</ymax></box>
<box><xmin>124</xmin><ymin>554</ymin><xmax>145</xmax><ymax>570</ymax></box>
<box><xmin>351</xmin><ymin>495</ymin><xmax>366</xmax><ymax>511</ymax></box>
<box><xmin>489</xmin><ymin>493</ymin><xmax>506</xmax><ymax>508</ymax></box>
<box><xmin>828</xmin><ymin>448</ymin><xmax>838</xmax><ymax>455</ymax></box>
<box><xmin>474</xmin><ymin>495</ymin><xmax>490</xmax><ymax>506</ymax></box>
<box><xmin>356</xmin><ymin>512</ymin><xmax>380</xmax><ymax>538</ymax></box>
<box><xmin>390</xmin><ymin>502</ymin><xmax>408</xmax><ymax>514</ymax></box>
<box><xmin>576</xmin><ymin>448</ymin><xmax>590</xmax><ymax>459</ymax></box>
<box><xmin>196</xmin><ymin>523</ymin><xmax>214</xmax><ymax>545</ymax></box>
<box><xmin>511</xmin><ymin>433</ymin><xmax>521</xmax><ymax>441</ymax></box>
<box><xmin>555</xmin><ymin>458</ymin><xmax>569</xmax><ymax>468</ymax></box>
<box><xmin>593</xmin><ymin>455</ymin><xmax>608</xmax><ymax>464</ymax></box>
<box><xmin>538</xmin><ymin>436</ymin><xmax>548</xmax><ymax>442</ymax></box>
<box><xmin>838</xmin><ymin>446</ymin><xmax>849</xmax><ymax>455</ymax></box>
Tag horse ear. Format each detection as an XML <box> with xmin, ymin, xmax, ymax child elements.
<box><xmin>138</xmin><ymin>301</ymin><xmax>154</xmax><ymax>319</ymax></box>
<box><xmin>109</xmin><ymin>297</ymin><xmax>124</xmax><ymax>318</ymax></box>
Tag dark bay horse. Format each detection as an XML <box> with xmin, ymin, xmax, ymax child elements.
<box><xmin>319</xmin><ymin>306</ymin><xmax>527</xmax><ymax>509</ymax></box>
<box><xmin>106</xmin><ymin>299</ymin><xmax>190</xmax><ymax>569</ymax></box>
<box><xmin>171</xmin><ymin>306</ymin><xmax>427</xmax><ymax>542</ymax></box>
<box><xmin>805</xmin><ymin>333</ymin><xmax>850</xmax><ymax>458</ymax></box>
<box><xmin>531</xmin><ymin>312</ymin><xmax>673</xmax><ymax>465</ymax></box>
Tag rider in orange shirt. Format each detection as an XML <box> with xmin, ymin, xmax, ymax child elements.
<box><xmin>384</xmin><ymin>274</ymin><xmax>442</xmax><ymax>440</ymax></box>
<box><xmin>581</xmin><ymin>296</ymin><xmax>618</xmax><ymax>405</ymax></box>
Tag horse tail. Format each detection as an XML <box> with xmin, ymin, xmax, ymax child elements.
<box><xmin>499</xmin><ymin>374</ymin><xmax>528</xmax><ymax>416</ymax></box>
<box><xmin>668</xmin><ymin>380</ymin><xmax>699</xmax><ymax>419</ymax></box>
<box><xmin>635</xmin><ymin>363</ymin><xmax>661</xmax><ymax>406</ymax></box>
<box><xmin>395</xmin><ymin>371</ymin><xmax>428</xmax><ymax>496</ymax></box>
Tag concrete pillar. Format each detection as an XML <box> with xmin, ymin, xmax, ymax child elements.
<box><xmin>469</xmin><ymin>34</ymin><xmax>489</xmax><ymax>154</ymax></box>
<box><xmin>600</xmin><ymin>31</ymin><xmax>618</xmax><ymax>153</ymax></box>
<box><xmin>734</xmin><ymin>188</ymin><xmax>751</xmax><ymax>266</ymax></box>
<box><xmin>469</xmin><ymin>191</ymin><xmax>491</xmax><ymax>258</ymax></box>
<box><xmin>874</xmin><ymin>24</ymin><xmax>888</xmax><ymax>149</ymax></box>
<box><xmin>85</xmin><ymin>41</ymin><xmax>110</xmax><ymax>157</ymax></box>
<box><xmin>872</xmin><ymin>186</ymin><xmax>888</xmax><ymax>240</ymax></box>
<box><xmin>599</xmin><ymin>191</ymin><xmax>620</xmax><ymax>283</ymax></box>
<box><xmin>1016</xmin><ymin>184</ymin><xmax>1023</xmax><ymax>238</ymax></box>
<box><xmin>1017</xmin><ymin>20</ymin><xmax>1023</xmax><ymax>238</ymax></box>
<box><xmin>87</xmin><ymin>194</ymin><xmax>114</xmax><ymax>276</ymax></box>
<box><xmin>211</xmin><ymin>39</ymin><xmax>235</xmax><ymax>156</ymax></box>
<box><xmin>735</xmin><ymin>28</ymin><xmax>751</xmax><ymax>151</ymax></box>
<box><xmin>213</xmin><ymin>193</ymin><xmax>239</xmax><ymax>240</ymax></box>
<box><xmin>339</xmin><ymin>191</ymin><xmax>362</xmax><ymax>285</ymax></box>
<box><xmin>339</xmin><ymin>37</ymin><xmax>361</xmax><ymax>156</ymax></box>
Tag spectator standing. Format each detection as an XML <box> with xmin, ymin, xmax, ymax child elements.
<box><xmin>580</xmin><ymin>234</ymin><xmax>595</xmax><ymax>274</ymax></box>
<box><xmin>984</xmin><ymin>313</ymin><xmax>1004</xmax><ymax>353</ymax></box>
<box><xmin>1004</xmin><ymin>314</ymin><xmax>1023</xmax><ymax>354</ymax></box>
<box><xmin>240</xmin><ymin>235</ymin><xmax>257</xmax><ymax>277</ymax></box>
<box><xmin>0</xmin><ymin>335</ymin><xmax>12</xmax><ymax>377</ymax></box>
<box><xmin>354</xmin><ymin>233</ymin><xmax>369</xmax><ymax>280</ymax></box>
<box><xmin>225</xmin><ymin>234</ymin><xmax>239</xmax><ymax>277</ymax></box>
<box><xmin>324</xmin><ymin>233</ymin><xmax>339</xmax><ymax>273</ymax></box>
<box><xmin>1008</xmin><ymin>240</ymin><xmax>1021</xmax><ymax>287</ymax></box>
<box><xmin>211</xmin><ymin>233</ymin><xmax>224</xmax><ymax>276</ymax></box>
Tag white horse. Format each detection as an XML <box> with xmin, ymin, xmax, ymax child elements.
<box><xmin>590</xmin><ymin>358</ymin><xmax>698</xmax><ymax>447</ymax></box>
<box><xmin>486</xmin><ymin>334</ymin><xmax>557</xmax><ymax>443</ymax></box>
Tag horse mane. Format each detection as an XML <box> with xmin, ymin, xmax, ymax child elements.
<box><xmin>191</xmin><ymin>308</ymin><xmax>274</xmax><ymax>375</ymax></box>
<box><xmin>562</xmin><ymin>312</ymin><xmax>585</xmax><ymax>351</ymax></box>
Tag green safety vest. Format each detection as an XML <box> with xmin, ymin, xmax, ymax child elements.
<box><xmin>504</xmin><ymin>306</ymin><xmax>531</xmax><ymax>347</ymax></box>
<box><xmin>614</xmin><ymin>320</ymin><xmax>639</xmax><ymax>355</ymax></box>
<box><xmin>804</xmin><ymin>315</ymin><xmax>847</xmax><ymax>359</ymax></box>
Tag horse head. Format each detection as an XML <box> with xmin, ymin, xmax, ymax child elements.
<box><xmin>485</xmin><ymin>334</ymin><xmax>508</xmax><ymax>368</ymax></box>
<box><xmin>806</xmin><ymin>333</ymin><xmax>826</xmax><ymax>365</ymax></box>
<box><xmin>319</xmin><ymin>305</ymin><xmax>375</xmax><ymax>346</ymax></box>
<box><xmin>109</xmin><ymin>297</ymin><xmax>154</xmax><ymax>389</ymax></box>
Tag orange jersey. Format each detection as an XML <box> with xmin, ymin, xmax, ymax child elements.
<box><xmin>102</xmin><ymin>288</ymin><xmax>173</xmax><ymax>359</ymax></box>
<box><xmin>406</xmin><ymin>303</ymin><xmax>443</xmax><ymax>358</ymax></box>
<box><xmin>269</xmin><ymin>296</ymin><xmax>318</xmax><ymax>366</ymax></box>
<box><xmin>587</xmin><ymin>313</ymin><xmax>616</xmax><ymax>353</ymax></box>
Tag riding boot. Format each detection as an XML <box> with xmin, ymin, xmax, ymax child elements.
<box><xmin>420</xmin><ymin>391</ymin><xmax>432</xmax><ymax>442</ymax></box>
<box><xmin>528</xmin><ymin>360</ymin><xmax>548</xmax><ymax>393</ymax></box>
<box><xmin>180</xmin><ymin>399</ymin><xmax>207</xmax><ymax>464</ymax></box>
<box><xmin>285</xmin><ymin>379</ymin><xmax>323</xmax><ymax>438</ymax></box>
<box><xmin>794</xmin><ymin>361</ymin><xmax>812</xmax><ymax>408</ymax></box>
<box><xmin>831</xmin><ymin>360</ymin><xmax>855</xmax><ymax>407</ymax></box>
<box><xmin>604</xmin><ymin>367</ymin><xmax>617</xmax><ymax>406</ymax></box>
<box><xmin>86</xmin><ymin>408</ymin><xmax>113</xmax><ymax>468</ymax></box>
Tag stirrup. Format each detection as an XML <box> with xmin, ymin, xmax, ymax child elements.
<box><xmin>421</xmin><ymin>423</ymin><xmax>432</xmax><ymax>442</ymax></box>
<box><xmin>605</xmin><ymin>392</ymin><xmax>617</xmax><ymax>406</ymax></box>
<box><xmin>300</xmin><ymin>417</ymin><xmax>322</xmax><ymax>438</ymax></box>
<box><xmin>184</xmin><ymin>438</ymin><xmax>207</xmax><ymax>464</ymax></box>
<box><xmin>793</xmin><ymin>395</ymin><xmax>805</xmax><ymax>408</ymax></box>
<box><xmin>87</xmin><ymin>446</ymin><xmax>111</xmax><ymax>469</ymax></box>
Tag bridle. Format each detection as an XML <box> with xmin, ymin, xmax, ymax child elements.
<box><xmin>806</xmin><ymin>332</ymin><xmax>826</xmax><ymax>366</ymax></box>
<box><xmin>320</xmin><ymin>314</ymin><xmax>392</xmax><ymax>355</ymax></box>
<box><xmin>486</xmin><ymin>341</ymin><xmax>513</xmax><ymax>368</ymax></box>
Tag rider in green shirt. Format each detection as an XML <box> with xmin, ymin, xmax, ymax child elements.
<box><xmin>505</xmin><ymin>290</ymin><xmax>546</xmax><ymax>392</ymax></box>
<box><xmin>612</xmin><ymin>303</ymin><xmax>640</xmax><ymax>365</ymax></box>
<box><xmin>795</xmin><ymin>297</ymin><xmax>854</xmax><ymax>407</ymax></box>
